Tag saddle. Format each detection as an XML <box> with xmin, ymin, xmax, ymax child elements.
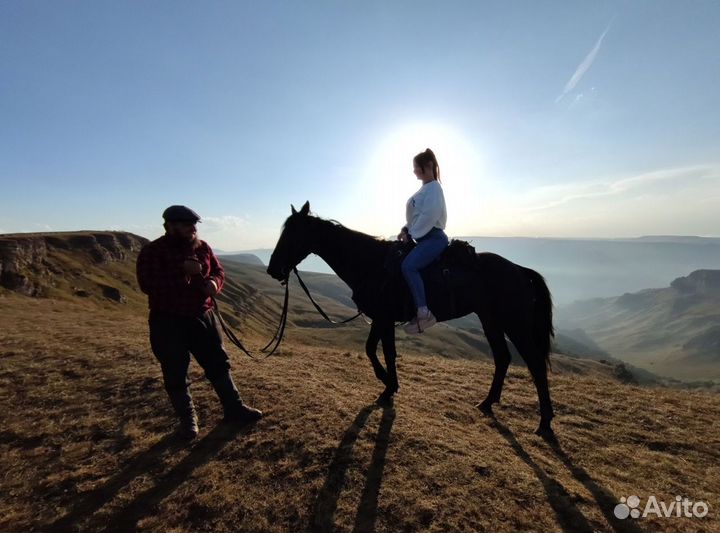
<box><xmin>377</xmin><ymin>239</ymin><xmax>479</xmax><ymax>320</ymax></box>
<box><xmin>383</xmin><ymin>238</ymin><xmax>478</xmax><ymax>276</ymax></box>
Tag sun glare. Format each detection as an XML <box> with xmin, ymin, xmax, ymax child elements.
<box><xmin>357</xmin><ymin>122</ymin><xmax>485</xmax><ymax>237</ymax></box>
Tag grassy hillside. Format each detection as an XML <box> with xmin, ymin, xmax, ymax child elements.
<box><xmin>1</xmin><ymin>292</ymin><xmax>719</xmax><ymax>532</ymax></box>
<box><xmin>2</xmin><ymin>232</ymin><xmax>719</xmax><ymax>532</ymax></box>
<box><xmin>219</xmin><ymin>260</ymin><xmax>650</xmax><ymax>377</ymax></box>
<box><xmin>0</xmin><ymin>230</ymin><xmax>684</xmax><ymax>381</ymax></box>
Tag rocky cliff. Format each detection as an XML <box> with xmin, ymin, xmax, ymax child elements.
<box><xmin>0</xmin><ymin>231</ymin><xmax>147</xmax><ymax>297</ymax></box>
<box><xmin>671</xmin><ymin>269</ymin><xmax>720</xmax><ymax>294</ymax></box>
<box><xmin>557</xmin><ymin>269</ymin><xmax>720</xmax><ymax>381</ymax></box>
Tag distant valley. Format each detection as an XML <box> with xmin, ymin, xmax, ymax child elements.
<box><xmin>556</xmin><ymin>270</ymin><xmax>720</xmax><ymax>381</ymax></box>
<box><xmin>229</xmin><ymin>235</ymin><xmax>720</xmax><ymax>306</ymax></box>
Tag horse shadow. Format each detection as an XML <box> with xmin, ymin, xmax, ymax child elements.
<box><xmin>311</xmin><ymin>403</ymin><xmax>396</xmax><ymax>533</ymax></box>
<box><xmin>544</xmin><ymin>436</ymin><xmax>646</xmax><ymax>533</ymax></box>
<box><xmin>490</xmin><ymin>418</ymin><xmax>645</xmax><ymax>533</ymax></box>
<box><xmin>47</xmin><ymin>422</ymin><xmax>250</xmax><ymax>532</ymax></box>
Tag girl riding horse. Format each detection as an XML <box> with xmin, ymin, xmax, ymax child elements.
<box><xmin>399</xmin><ymin>148</ymin><xmax>449</xmax><ymax>334</ymax></box>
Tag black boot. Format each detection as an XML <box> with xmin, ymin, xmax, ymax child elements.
<box><xmin>210</xmin><ymin>373</ymin><xmax>262</xmax><ymax>425</ymax></box>
<box><xmin>167</xmin><ymin>388</ymin><xmax>199</xmax><ymax>439</ymax></box>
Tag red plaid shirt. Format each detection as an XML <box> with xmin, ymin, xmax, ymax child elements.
<box><xmin>136</xmin><ymin>235</ymin><xmax>225</xmax><ymax>317</ymax></box>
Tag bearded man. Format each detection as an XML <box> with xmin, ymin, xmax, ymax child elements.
<box><xmin>136</xmin><ymin>205</ymin><xmax>261</xmax><ymax>439</ymax></box>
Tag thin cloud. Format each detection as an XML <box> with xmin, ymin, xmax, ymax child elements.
<box><xmin>202</xmin><ymin>215</ymin><xmax>249</xmax><ymax>233</ymax></box>
<box><xmin>556</xmin><ymin>20</ymin><xmax>613</xmax><ymax>103</ymax></box>
<box><xmin>522</xmin><ymin>165</ymin><xmax>718</xmax><ymax>212</ymax></box>
<box><xmin>476</xmin><ymin>165</ymin><xmax>720</xmax><ymax>238</ymax></box>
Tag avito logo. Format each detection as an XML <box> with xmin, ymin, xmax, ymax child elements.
<box><xmin>614</xmin><ymin>495</ymin><xmax>709</xmax><ymax>520</ymax></box>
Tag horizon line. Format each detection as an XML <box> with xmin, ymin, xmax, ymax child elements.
<box><xmin>2</xmin><ymin>229</ymin><xmax>719</xmax><ymax>244</ymax></box>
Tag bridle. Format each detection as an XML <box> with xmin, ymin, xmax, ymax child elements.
<box><xmin>213</xmin><ymin>266</ymin><xmax>365</xmax><ymax>360</ymax></box>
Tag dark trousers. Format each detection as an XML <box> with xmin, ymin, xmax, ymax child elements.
<box><xmin>149</xmin><ymin>310</ymin><xmax>237</xmax><ymax>415</ymax></box>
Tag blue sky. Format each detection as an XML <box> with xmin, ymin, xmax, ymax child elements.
<box><xmin>1</xmin><ymin>1</ymin><xmax>718</xmax><ymax>249</ymax></box>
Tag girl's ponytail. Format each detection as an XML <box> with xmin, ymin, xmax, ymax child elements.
<box><xmin>413</xmin><ymin>148</ymin><xmax>440</xmax><ymax>182</ymax></box>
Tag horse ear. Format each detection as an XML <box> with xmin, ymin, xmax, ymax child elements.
<box><xmin>300</xmin><ymin>201</ymin><xmax>310</xmax><ymax>216</ymax></box>
<box><xmin>291</xmin><ymin>204</ymin><xmax>297</xmax><ymax>215</ymax></box>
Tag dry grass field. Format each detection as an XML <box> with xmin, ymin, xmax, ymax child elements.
<box><xmin>1</xmin><ymin>233</ymin><xmax>718</xmax><ymax>532</ymax></box>
<box><xmin>1</xmin><ymin>292</ymin><xmax>719</xmax><ymax>533</ymax></box>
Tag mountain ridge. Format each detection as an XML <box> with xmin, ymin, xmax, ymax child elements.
<box><xmin>2</xmin><ymin>230</ymin><xmax>712</xmax><ymax>387</ymax></box>
<box><xmin>557</xmin><ymin>270</ymin><xmax>720</xmax><ymax>381</ymax></box>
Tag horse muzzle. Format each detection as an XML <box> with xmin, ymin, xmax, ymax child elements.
<box><xmin>266</xmin><ymin>264</ymin><xmax>288</xmax><ymax>282</ymax></box>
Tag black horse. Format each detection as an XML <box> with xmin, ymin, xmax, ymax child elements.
<box><xmin>267</xmin><ymin>202</ymin><xmax>556</xmax><ymax>436</ymax></box>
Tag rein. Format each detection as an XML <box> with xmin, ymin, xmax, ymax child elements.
<box><xmin>212</xmin><ymin>266</ymin><xmax>364</xmax><ymax>360</ymax></box>
<box><xmin>211</xmin><ymin>278</ymin><xmax>289</xmax><ymax>360</ymax></box>
<box><xmin>292</xmin><ymin>267</ymin><xmax>365</xmax><ymax>324</ymax></box>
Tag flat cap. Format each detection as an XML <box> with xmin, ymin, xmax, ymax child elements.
<box><xmin>162</xmin><ymin>205</ymin><xmax>201</xmax><ymax>223</ymax></box>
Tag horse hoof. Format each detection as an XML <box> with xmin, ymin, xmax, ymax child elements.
<box><xmin>535</xmin><ymin>425</ymin><xmax>556</xmax><ymax>441</ymax></box>
<box><xmin>476</xmin><ymin>401</ymin><xmax>494</xmax><ymax>417</ymax></box>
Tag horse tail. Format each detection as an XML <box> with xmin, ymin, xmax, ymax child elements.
<box><xmin>520</xmin><ymin>267</ymin><xmax>554</xmax><ymax>370</ymax></box>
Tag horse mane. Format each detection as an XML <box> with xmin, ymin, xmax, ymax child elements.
<box><xmin>323</xmin><ymin>217</ymin><xmax>385</xmax><ymax>243</ymax></box>
<box><xmin>308</xmin><ymin>214</ymin><xmax>389</xmax><ymax>242</ymax></box>
<box><xmin>304</xmin><ymin>213</ymin><xmax>393</xmax><ymax>270</ymax></box>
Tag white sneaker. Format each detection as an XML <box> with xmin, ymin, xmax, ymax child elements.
<box><xmin>403</xmin><ymin>309</ymin><xmax>437</xmax><ymax>335</ymax></box>
<box><xmin>403</xmin><ymin>317</ymin><xmax>421</xmax><ymax>335</ymax></box>
<box><xmin>417</xmin><ymin>309</ymin><xmax>437</xmax><ymax>331</ymax></box>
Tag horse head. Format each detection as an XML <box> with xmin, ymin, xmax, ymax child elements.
<box><xmin>267</xmin><ymin>201</ymin><xmax>313</xmax><ymax>281</ymax></box>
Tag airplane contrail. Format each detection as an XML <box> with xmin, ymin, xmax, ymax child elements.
<box><xmin>556</xmin><ymin>20</ymin><xmax>614</xmax><ymax>103</ymax></box>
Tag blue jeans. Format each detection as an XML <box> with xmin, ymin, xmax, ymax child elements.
<box><xmin>401</xmin><ymin>227</ymin><xmax>449</xmax><ymax>309</ymax></box>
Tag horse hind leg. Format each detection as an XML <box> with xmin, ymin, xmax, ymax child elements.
<box><xmin>365</xmin><ymin>321</ymin><xmax>388</xmax><ymax>386</ymax></box>
<box><xmin>476</xmin><ymin>318</ymin><xmax>512</xmax><ymax>416</ymax></box>
<box><xmin>531</xmin><ymin>360</ymin><xmax>555</xmax><ymax>438</ymax></box>
<box><xmin>509</xmin><ymin>331</ymin><xmax>555</xmax><ymax>437</ymax></box>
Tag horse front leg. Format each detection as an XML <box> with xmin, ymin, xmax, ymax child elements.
<box><xmin>365</xmin><ymin>321</ymin><xmax>388</xmax><ymax>386</ymax></box>
<box><xmin>477</xmin><ymin>317</ymin><xmax>512</xmax><ymax>416</ymax></box>
<box><xmin>377</xmin><ymin>322</ymin><xmax>399</xmax><ymax>404</ymax></box>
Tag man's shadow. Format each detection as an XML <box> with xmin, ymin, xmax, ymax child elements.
<box><xmin>48</xmin><ymin>423</ymin><xmax>250</xmax><ymax>533</ymax></box>
<box><xmin>490</xmin><ymin>417</ymin><xmax>645</xmax><ymax>533</ymax></box>
<box><xmin>311</xmin><ymin>404</ymin><xmax>396</xmax><ymax>533</ymax></box>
